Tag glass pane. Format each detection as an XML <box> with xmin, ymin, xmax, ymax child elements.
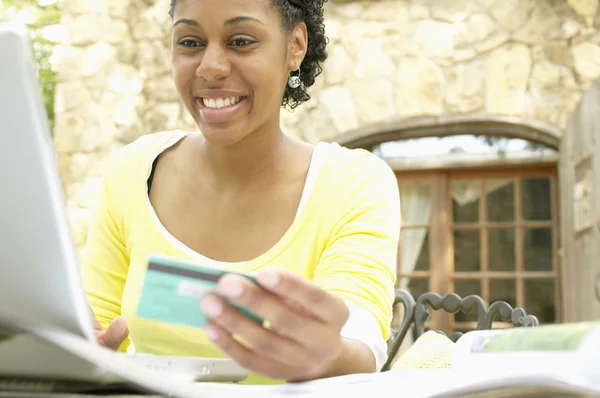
<box><xmin>400</xmin><ymin>229</ymin><xmax>430</xmax><ymax>273</ymax></box>
<box><xmin>522</xmin><ymin>178</ymin><xmax>551</xmax><ymax>221</ymax></box>
<box><xmin>488</xmin><ymin>229</ymin><xmax>515</xmax><ymax>271</ymax></box>
<box><xmin>454</xmin><ymin>230</ymin><xmax>481</xmax><ymax>272</ymax></box>
<box><xmin>486</xmin><ymin>179</ymin><xmax>514</xmax><ymax>222</ymax></box>
<box><xmin>454</xmin><ymin>279</ymin><xmax>481</xmax><ymax>323</ymax></box>
<box><xmin>524</xmin><ymin>229</ymin><xmax>553</xmax><ymax>272</ymax></box>
<box><xmin>399</xmin><ymin>180</ymin><xmax>432</xmax><ymax>225</ymax></box>
<box><xmin>407</xmin><ymin>278</ymin><xmax>429</xmax><ymax>301</ymax></box>
<box><xmin>452</xmin><ymin>180</ymin><xmax>480</xmax><ymax>223</ymax></box>
<box><xmin>524</xmin><ymin>279</ymin><xmax>555</xmax><ymax>323</ymax></box>
<box><xmin>490</xmin><ymin>279</ymin><xmax>516</xmax><ymax>308</ymax></box>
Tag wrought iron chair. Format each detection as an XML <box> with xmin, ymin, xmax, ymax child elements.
<box><xmin>382</xmin><ymin>289</ymin><xmax>540</xmax><ymax>372</ymax></box>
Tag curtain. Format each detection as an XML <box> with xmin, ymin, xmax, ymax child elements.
<box><xmin>451</xmin><ymin>179</ymin><xmax>512</xmax><ymax>207</ymax></box>
<box><xmin>394</xmin><ymin>180</ymin><xmax>432</xmax><ymax>358</ymax></box>
<box><xmin>399</xmin><ymin>180</ymin><xmax>432</xmax><ymax>286</ymax></box>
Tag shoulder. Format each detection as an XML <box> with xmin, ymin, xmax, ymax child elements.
<box><xmin>310</xmin><ymin>142</ymin><xmax>400</xmax><ymax>228</ymax></box>
<box><xmin>102</xmin><ymin>130</ymin><xmax>187</xmax><ymax>181</ymax></box>
<box><xmin>94</xmin><ymin>130</ymin><xmax>188</xmax><ymax>223</ymax></box>
<box><xmin>99</xmin><ymin>130</ymin><xmax>189</xmax><ymax>206</ymax></box>
<box><xmin>314</xmin><ymin>143</ymin><xmax>401</xmax><ymax>245</ymax></box>
<box><xmin>322</xmin><ymin>142</ymin><xmax>398</xmax><ymax>193</ymax></box>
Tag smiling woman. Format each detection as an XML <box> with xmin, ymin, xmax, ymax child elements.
<box><xmin>82</xmin><ymin>0</ymin><xmax>400</xmax><ymax>386</ymax></box>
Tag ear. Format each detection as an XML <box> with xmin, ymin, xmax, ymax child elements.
<box><xmin>287</xmin><ymin>23</ymin><xmax>308</xmax><ymax>71</ymax></box>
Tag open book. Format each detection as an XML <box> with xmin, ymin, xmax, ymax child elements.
<box><xmin>448</xmin><ymin>322</ymin><xmax>600</xmax><ymax>397</ymax></box>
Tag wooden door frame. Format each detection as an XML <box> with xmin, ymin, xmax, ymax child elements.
<box><xmin>559</xmin><ymin>78</ymin><xmax>600</xmax><ymax>322</ymax></box>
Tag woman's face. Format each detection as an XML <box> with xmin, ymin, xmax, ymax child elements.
<box><xmin>171</xmin><ymin>0</ymin><xmax>305</xmax><ymax>146</ymax></box>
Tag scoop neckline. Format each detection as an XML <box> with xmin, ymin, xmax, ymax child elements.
<box><xmin>140</xmin><ymin>132</ymin><xmax>329</xmax><ymax>270</ymax></box>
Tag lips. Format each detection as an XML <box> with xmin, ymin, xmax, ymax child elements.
<box><xmin>195</xmin><ymin>96</ymin><xmax>248</xmax><ymax>123</ymax></box>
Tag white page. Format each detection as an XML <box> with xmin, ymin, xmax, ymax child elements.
<box><xmin>33</xmin><ymin>327</ymin><xmax>600</xmax><ymax>398</ymax></box>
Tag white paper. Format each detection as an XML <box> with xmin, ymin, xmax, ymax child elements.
<box><xmin>3</xmin><ymin>321</ymin><xmax>600</xmax><ymax>398</ymax></box>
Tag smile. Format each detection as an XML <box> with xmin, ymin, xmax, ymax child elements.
<box><xmin>202</xmin><ymin>96</ymin><xmax>242</xmax><ymax>109</ymax></box>
<box><xmin>195</xmin><ymin>96</ymin><xmax>248</xmax><ymax>123</ymax></box>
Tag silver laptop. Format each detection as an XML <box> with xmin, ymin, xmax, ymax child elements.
<box><xmin>0</xmin><ymin>21</ymin><xmax>248</xmax><ymax>389</ymax></box>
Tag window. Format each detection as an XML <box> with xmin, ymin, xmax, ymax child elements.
<box><xmin>382</xmin><ymin>135</ymin><xmax>560</xmax><ymax>335</ymax></box>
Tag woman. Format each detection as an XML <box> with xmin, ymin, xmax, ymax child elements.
<box><xmin>84</xmin><ymin>0</ymin><xmax>400</xmax><ymax>384</ymax></box>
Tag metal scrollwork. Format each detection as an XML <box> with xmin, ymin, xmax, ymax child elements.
<box><xmin>485</xmin><ymin>301</ymin><xmax>539</xmax><ymax>329</ymax></box>
<box><xmin>414</xmin><ymin>293</ymin><xmax>488</xmax><ymax>342</ymax></box>
<box><xmin>415</xmin><ymin>292</ymin><xmax>538</xmax><ymax>342</ymax></box>
<box><xmin>384</xmin><ymin>289</ymin><xmax>541</xmax><ymax>371</ymax></box>
<box><xmin>383</xmin><ymin>290</ymin><xmax>416</xmax><ymax>372</ymax></box>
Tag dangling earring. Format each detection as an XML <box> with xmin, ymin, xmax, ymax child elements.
<box><xmin>288</xmin><ymin>67</ymin><xmax>302</xmax><ymax>89</ymax></box>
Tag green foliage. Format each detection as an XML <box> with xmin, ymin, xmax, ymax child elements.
<box><xmin>0</xmin><ymin>0</ymin><xmax>61</xmax><ymax>132</ymax></box>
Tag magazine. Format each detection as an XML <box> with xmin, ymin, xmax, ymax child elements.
<box><xmin>456</xmin><ymin>322</ymin><xmax>600</xmax><ymax>353</ymax></box>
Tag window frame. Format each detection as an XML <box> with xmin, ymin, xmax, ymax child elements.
<box><xmin>395</xmin><ymin>163</ymin><xmax>560</xmax><ymax>336</ymax></box>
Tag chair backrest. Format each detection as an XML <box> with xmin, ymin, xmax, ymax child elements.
<box><xmin>383</xmin><ymin>289</ymin><xmax>539</xmax><ymax>372</ymax></box>
<box><xmin>382</xmin><ymin>289</ymin><xmax>415</xmax><ymax>371</ymax></box>
<box><xmin>413</xmin><ymin>292</ymin><xmax>540</xmax><ymax>342</ymax></box>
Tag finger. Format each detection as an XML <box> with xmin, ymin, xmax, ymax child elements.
<box><xmin>203</xmin><ymin>322</ymin><xmax>313</xmax><ymax>381</ymax></box>
<box><xmin>101</xmin><ymin>316</ymin><xmax>129</xmax><ymax>351</ymax></box>
<box><xmin>93</xmin><ymin>317</ymin><xmax>103</xmax><ymax>333</ymax></box>
<box><xmin>90</xmin><ymin>308</ymin><xmax>103</xmax><ymax>333</ymax></box>
<box><xmin>201</xmin><ymin>294</ymin><xmax>319</xmax><ymax>369</ymax></box>
<box><xmin>217</xmin><ymin>275</ymin><xmax>332</xmax><ymax>348</ymax></box>
<box><xmin>255</xmin><ymin>270</ymin><xmax>350</xmax><ymax>327</ymax></box>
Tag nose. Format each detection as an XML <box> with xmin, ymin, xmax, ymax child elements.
<box><xmin>196</xmin><ymin>43</ymin><xmax>231</xmax><ymax>81</ymax></box>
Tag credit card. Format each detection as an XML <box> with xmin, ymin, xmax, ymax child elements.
<box><xmin>136</xmin><ymin>255</ymin><xmax>263</xmax><ymax>328</ymax></box>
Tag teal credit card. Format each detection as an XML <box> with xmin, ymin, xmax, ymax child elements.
<box><xmin>136</xmin><ymin>255</ymin><xmax>263</xmax><ymax>328</ymax></box>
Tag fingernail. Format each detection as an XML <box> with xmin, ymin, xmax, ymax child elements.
<box><xmin>220</xmin><ymin>277</ymin><xmax>244</xmax><ymax>298</ymax></box>
<box><xmin>201</xmin><ymin>296</ymin><xmax>223</xmax><ymax>317</ymax></box>
<box><xmin>258</xmin><ymin>270</ymin><xmax>280</xmax><ymax>288</ymax></box>
<box><xmin>204</xmin><ymin>324</ymin><xmax>219</xmax><ymax>340</ymax></box>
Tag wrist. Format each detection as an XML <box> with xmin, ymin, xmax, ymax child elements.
<box><xmin>314</xmin><ymin>338</ymin><xmax>376</xmax><ymax>380</ymax></box>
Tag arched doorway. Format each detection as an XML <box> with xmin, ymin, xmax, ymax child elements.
<box><xmin>335</xmin><ymin>115</ymin><xmax>562</xmax><ymax>337</ymax></box>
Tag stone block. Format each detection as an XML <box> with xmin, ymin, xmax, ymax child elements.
<box><xmin>572</xmin><ymin>42</ymin><xmax>600</xmax><ymax>83</ymax></box>
<box><xmin>319</xmin><ymin>86</ymin><xmax>359</xmax><ymax>133</ymax></box>
<box><xmin>347</xmin><ymin>78</ymin><xmax>396</xmax><ymax>124</ymax></box>
<box><xmin>485</xmin><ymin>44</ymin><xmax>532</xmax><ymax>115</ymax></box>
<box><xmin>395</xmin><ymin>57</ymin><xmax>445</xmax><ymax>118</ymax></box>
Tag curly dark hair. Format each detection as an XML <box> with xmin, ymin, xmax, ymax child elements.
<box><xmin>169</xmin><ymin>0</ymin><xmax>328</xmax><ymax>110</ymax></box>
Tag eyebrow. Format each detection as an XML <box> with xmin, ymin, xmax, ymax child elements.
<box><xmin>173</xmin><ymin>16</ymin><xmax>264</xmax><ymax>28</ymax></box>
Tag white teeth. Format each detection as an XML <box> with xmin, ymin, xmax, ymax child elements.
<box><xmin>202</xmin><ymin>97</ymin><xmax>241</xmax><ymax>109</ymax></box>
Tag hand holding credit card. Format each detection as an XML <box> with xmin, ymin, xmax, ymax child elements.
<box><xmin>136</xmin><ymin>255</ymin><xmax>354</xmax><ymax>381</ymax></box>
<box><xmin>136</xmin><ymin>255</ymin><xmax>263</xmax><ymax>328</ymax></box>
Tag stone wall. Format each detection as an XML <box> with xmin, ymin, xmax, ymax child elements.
<box><xmin>55</xmin><ymin>0</ymin><xmax>600</xmax><ymax>248</ymax></box>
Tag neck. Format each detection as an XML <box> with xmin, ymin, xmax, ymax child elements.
<box><xmin>195</xmin><ymin>123</ymin><xmax>291</xmax><ymax>190</ymax></box>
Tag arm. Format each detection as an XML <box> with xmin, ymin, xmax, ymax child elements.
<box><xmin>313</xmin><ymin>154</ymin><xmax>401</xmax><ymax>375</ymax></box>
<box><xmin>81</xmin><ymin>163</ymin><xmax>131</xmax><ymax>352</ymax></box>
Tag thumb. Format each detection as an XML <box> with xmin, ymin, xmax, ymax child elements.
<box><xmin>101</xmin><ymin>316</ymin><xmax>129</xmax><ymax>351</ymax></box>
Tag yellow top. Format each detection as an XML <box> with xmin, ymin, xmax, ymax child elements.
<box><xmin>82</xmin><ymin>131</ymin><xmax>400</xmax><ymax>384</ymax></box>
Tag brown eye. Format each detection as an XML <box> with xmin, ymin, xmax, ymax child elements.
<box><xmin>179</xmin><ymin>39</ymin><xmax>202</xmax><ymax>48</ymax></box>
<box><xmin>230</xmin><ymin>38</ymin><xmax>255</xmax><ymax>47</ymax></box>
